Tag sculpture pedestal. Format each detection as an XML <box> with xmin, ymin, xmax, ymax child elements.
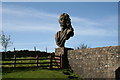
<box><xmin>55</xmin><ymin>47</ymin><xmax>73</xmax><ymax>68</ymax></box>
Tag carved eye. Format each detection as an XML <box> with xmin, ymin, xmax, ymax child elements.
<box><xmin>60</xmin><ymin>17</ymin><xmax>64</xmax><ymax>21</ymax></box>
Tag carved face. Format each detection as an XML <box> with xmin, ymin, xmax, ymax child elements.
<box><xmin>59</xmin><ymin>13</ymin><xmax>70</xmax><ymax>27</ymax></box>
<box><xmin>59</xmin><ymin>16</ymin><xmax>66</xmax><ymax>26</ymax></box>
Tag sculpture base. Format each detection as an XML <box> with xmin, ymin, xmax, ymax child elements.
<box><xmin>55</xmin><ymin>47</ymin><xmax>73</xmax><ymax>55</ymax></box>
<box><xmin>55</xmin><ymin>47</ymin><xmax>73</xmax><ymax>68</ymax></box>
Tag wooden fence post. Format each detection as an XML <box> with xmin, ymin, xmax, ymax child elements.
<box><xmin>50</xmin><ymin>53</ymin><xmax>53</xmax><ymax>69</ymax></box>
<box><xmin>60</xmin><ymin>54</ymin><xmax>62</xmax><ymax>68</ymax></box>
<box><xmin>34</xmin><ymin>46</ymin><xmax>39</xmax><ymax>67</ymax></box>
<box><xmin>34</xmin><ymin>46</ymin><xmax>36</xmax><ymax>51</ymax></box>
<box><xmin>46</xmin><ymin>47</ymin><xmax>47</xmax><ymax>53</ymax></box>
<box><xmin>14</xmin><ymin>48</ymin><xmax>16</xmax><ymax>68</ymax></box>
<box><xmin>36</xmin><ymin>55</ymin><xmax>39</xmax><ymax>67</ymax></box>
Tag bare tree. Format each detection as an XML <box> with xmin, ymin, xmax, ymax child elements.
<box><xmin>75</xmin><ymin>43</ymin><xmax>90</xmax><ymax>50</ymax></box>
<box><xmin>0</xmin><ymin>31</ymin><xmax>12</xmax><ymax>52</ymax></box>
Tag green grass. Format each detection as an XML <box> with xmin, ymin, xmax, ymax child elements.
<box><xmin>2</xmin><ymin>68</ymin><xmax>81</xmax><ymax>80</ymax></box>
<box><xmin>3</xmin><ymin>69</ymin><xmax>66</xmax><ymax>78</ymax></box>
<box><xmin>2</xmin><ymin>57</ymin><xmax>81</xmax><ymax>80</ymax></box>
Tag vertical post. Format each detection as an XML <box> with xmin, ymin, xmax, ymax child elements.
<box><xmin>60</xmin><ymin>54</ymin><xmax>62</xmax><ymax>69</ymax></box>
<box><xmin>46</xmin><ymin>47</ymin><xmax>47</xmax><ymax>53</ymax></box>
<box><xmin>35</xmin><ymin>46</ymin><xmax>39</xmax><ymax>67</ymax></box>
<box><xmin>34</xmin><ymin>46</ymin><xmax>36</xmax><ymax>51</ymax></box>
<box><xmin>50</xmin><ymin>53</ymin><xmax>53</xmax><ymax>69</ymax></box>
<box><xmin>14</xmin><ymin>48</ymin><xmax>16</xmax><ymax>68</ymax></box>
<box><xmin>36</xmin><ymin>55</ymin><xmax>39</xmax><ymax>67</ymax></box>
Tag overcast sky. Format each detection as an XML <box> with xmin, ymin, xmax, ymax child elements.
<box><xmin>1</xmin><ymin>2</ymin><xmax>118</xmax><ymax>52</ymax></box>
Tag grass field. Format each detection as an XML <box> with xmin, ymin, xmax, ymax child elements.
<box><xmin>2</xmin><ymin>68</ymin><xmax>81</xmax><ymax>80</ymax></box>
<box><xmin>3</xmin><ymin>68</ymin><xmax>66</xmax><ymax>78</ymax></box>
<box><xmin>2</xmin><ymin>57</ymin><xmax>81</xmax><ymax>80</ymax></box>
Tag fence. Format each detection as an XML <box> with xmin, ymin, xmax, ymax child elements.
<box><xmin>2</xmin><ymin>53</ymin><xmax>62</xmax><ymax>69</ymax></box>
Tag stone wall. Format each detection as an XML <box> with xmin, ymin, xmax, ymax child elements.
<box><xmin>67</xmin><ymin>46</ymin><xmax>120</xmax><ymax>78</ymax></box>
